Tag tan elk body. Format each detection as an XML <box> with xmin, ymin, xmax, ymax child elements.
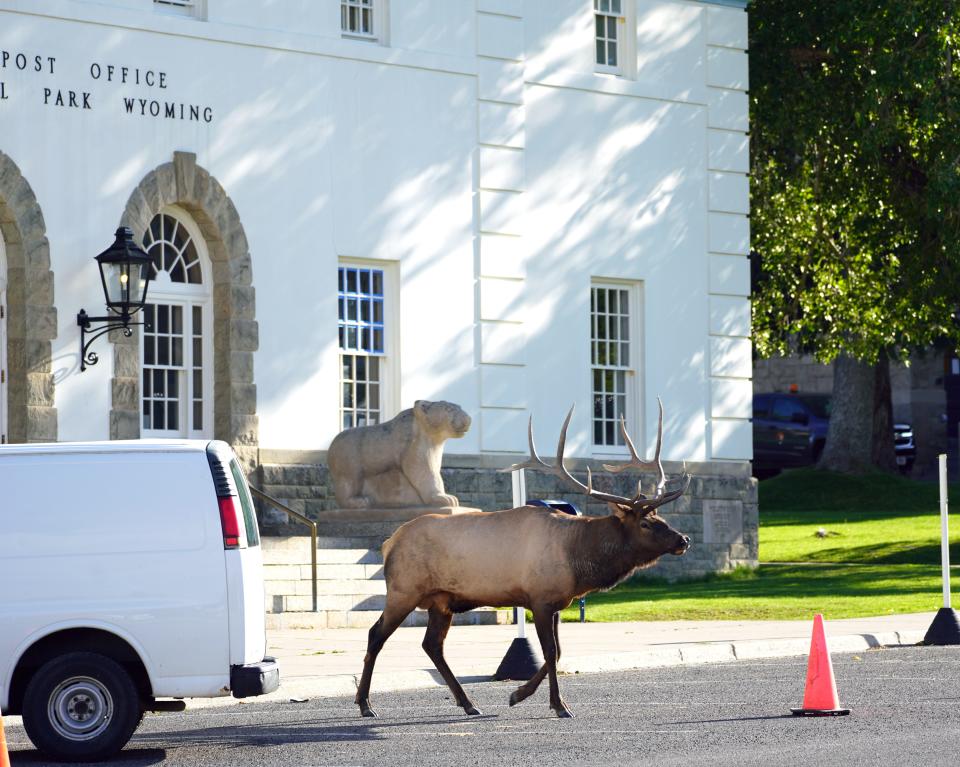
<box><xmin>354</xmin><ymin>401</ymin><xmax>691</xmax><ymax>719</ymax></box>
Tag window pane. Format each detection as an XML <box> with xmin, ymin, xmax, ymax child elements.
<box><xmin>168</xmin><ymin>401</ymin><xmax>179</xmax><ymax>431</ymax></box>
<box><xmin>193</xmin><ymin>337</ymin><xmax>202</xmax><ymax>366</ymax></box>
<box><xmin>369</xmin><ymin>384</ymin><xmax>380</xmax><ymax>409</ymax></box>
<box><xmin>172</xmin><ymin>306</ymin><xmax>183</xmax><ymax>334</ymax></box>
<box><xmin>357</xmin><ymin>355</ymin><xmax>367</xmax><ymax>380</ymax></box>
<box><xmin>343</xmin><ymin>383</ymin><xmax>353</xmax><ymax>408</ymax></box>
<box><xmin>193</xmin><ymin>306</ymin><xmax>202</xmax><ymax>335</ymax></box>
<box><xmin>611</xmin><ymin>0</ymin><xmax>621</xmax><ymax>13</ymax></box>
<box><xmin>153</xmin><ymin>369</ymin><xmax>165</xmax><ymax>396</ymax></box>
<box><xmin>168</xmin><ymin>370</ymin><xmax>179</xmax><ymax>398</ymax></box>
<box><xmin>361</xmin><ymin>328</ymin><xmax>371</xmax><ymax>351</ymax></box>
<box><xmin>373</xmin><ymin>299</ymin><xmax>383</xmax><ymax>323</ymax></box>
<box><xmin>357</xmin><ymin>383</ymin><xmax>367</xmax><ymax>408</ymax></box>
<box><xmin>347</xmin><ymin>327</ymin><xmax>357</xmax><ymax>349</ymax></box>
<box><xmin>193</xmin><ymin>369</ymin><xmax>203</xmax><ymax>398</ymax></box>
<box><xmin>607</xmin><ymin>17</ymin><xmax>618</xmax><ymax>39</ymax></box>
<box><xmin>608</xmin><ymin>42</ymin><xmax>617</xmax><ymax>66</ymax></box>
<box><xmin>172</xmin><ymin>337</ymin><xmax>183</xmax><ymax>367</ymax></box>
<box><xmin>158</xmin><ymin>305</ymin><xmax>169</xmax><ymax>333</ymax></box>
<box><xmin>347</xmin><ymin>298</ymin><xmax>357</xmax><ymax>321</ymax></box>
<box><xmin>605</xmin><ymin>420</ymin><xmax>614</xmax><ymax>445</ymax></box>
<box><xmin>342</xmin><ymin>355</ymin><xmax>353</xmax><ymax>379</ymax></box>
<box><xmin>372</xmin><ymin>271</ymin><xmax>383</xmax><ymax>295</ymax></box>
<box><xmin>596</xmin><ymin>16</ymin><xmax>604</xmax><ymax>37</ymax></box>
<box><xmin>621</xmin><ymin>342</ymin><xmax>630</xmax><ymax>367</ymax></box>
<box><xmin>338</xmin><ymin>268</ymin><xmax>345</xmax><ymax>291</ymax></box>
<box><xmin>158</xmin><ymin>337</ymin><xmax>169</xmax><ymax>365</ymax></box>
<box><xmin>346</xmin><ymin>269</ymin><xmax>357</xmax><ymax>292</ymax></box>
<box><xmin>594</xmin><ymin>420</ymin><xmax>604</xmax><ymax>444</ymax></box>
<box><xmin>193</xmin><ymin>401</ymin><xmax>203</xmax><ymax>431</ymax></box>
<box><xmin>359</xmin><ymin>270</ymin><xmax>370</xmax><ymax>294</ymax></box>
<box><xmin>373</xmin><ymin>328</ymin><xmax>383</xmax><ymax>353</ymax></box>
<box><xmin>153</xmin><ymin>401</ymin><xmax>165</xmax><ymax>430</ymax></box>
<box><xmin>368</xmin><ymin>356</ymin><xmax>379</xmax><ymax>378</ymax></box>
<box><xmin>596</xmin><ymin>40</ymin><xmax>605</xmax><ymax>65</ymax></box>
<box><xmin>144</xmin><ymin>337</ymin><xmax>155</xmax><ymax>365</ymax></box>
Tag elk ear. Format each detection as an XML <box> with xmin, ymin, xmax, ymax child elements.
<box><xmin>608</xmin><ymin>501</ymin><xmax>632</xmax><ymax>519</ymax></box>
<box><xmin>414</xmin><ymin>400</ymin><xmax>429</xmax><ymax>420</ymax></box>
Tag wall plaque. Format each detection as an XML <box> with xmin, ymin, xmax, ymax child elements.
<box><xmin>702</xmin><ymin>499</ymin><xmax>743</xmax><ymax>545</ymax></box>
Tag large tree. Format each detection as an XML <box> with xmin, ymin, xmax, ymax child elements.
<box><xmin>750</xmin><ymin>0</ymin><xmax>960</xmax><ymax>473</ymax></box>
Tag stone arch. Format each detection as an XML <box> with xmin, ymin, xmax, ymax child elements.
<box><xmin>0</xmin><ymin>151</ymin><xmax>57</xmax><ymax>443</ymax></box>
<box><xmin>116</xmin><ymin>152</ymin><xmax>258</xmax><ymax>458</ymax></box>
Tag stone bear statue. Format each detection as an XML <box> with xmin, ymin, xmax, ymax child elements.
<box><xmin>327</xmin><ymin>400</ymin><xmax>471</xmax><ymax>509</ymax></box>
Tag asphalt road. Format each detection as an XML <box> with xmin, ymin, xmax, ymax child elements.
<box><xmin>7</xmin><ymin>646</ymin><xmax>960</xmax><ymax>767</ymax></box>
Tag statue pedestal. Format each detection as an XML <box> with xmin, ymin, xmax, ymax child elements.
<box><xmin>316</xmin><ymin>506</ymin><xmax>481</xmax><ymax>543</ymax></box>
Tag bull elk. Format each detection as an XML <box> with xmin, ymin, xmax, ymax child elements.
<box><xmin>355</xmin><ymin>400</ymin><xmax>690</xmax><ymax>718</ymax></box>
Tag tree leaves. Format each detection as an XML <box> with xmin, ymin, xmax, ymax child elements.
<box><xmin>751</xmin><ymin>0</ymin><xmax>960</xmax><ymax>364</ymax></box>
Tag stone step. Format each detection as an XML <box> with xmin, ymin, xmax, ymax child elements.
<box><xmin>261</xmin><ymin>535</ymin><xmax>384</xmax><ymax>552</ymax></box>
<box><xmin>274</xmin><ymin>593</ymin><xmax>389</xmax><ymax>612</ymax></box>
<box><xmin>266</xmin><ymin>607</ymin><xmax>511</xmax><ymax>630</ymax></box>
<box><xmin>263</xmin><ymin>563</ymin><xmax>384</xmax><ymax>581</ymax></box>
<box><xmin>263</xmin><ymin>547</ymin><xmax>383</xmax><ymax>566</ymax></box>
<box><xmin>265</xmin><ymin>578</ymin><xmax>386</xmax><ymax>598</ymax></box>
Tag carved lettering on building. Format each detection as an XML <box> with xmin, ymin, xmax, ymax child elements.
<box><xmin>1</xmin><ymin>48</ymin><xmax>213</xmax><ymax>122</ymax></box>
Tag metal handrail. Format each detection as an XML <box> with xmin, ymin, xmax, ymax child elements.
<box><xmin>250</xmin><ymin>485</ymin><xmax>318</xmax><ymax>613</ymax></box>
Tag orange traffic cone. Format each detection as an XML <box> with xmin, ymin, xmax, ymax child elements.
<box><xmin>0</xmin><ymin>707</ymin><xmax>11</xmax><ymax>767</ymax></box>
<box><xmin>791</xmin><ymin>614</ymin><xmax>851</xmax><ymax>716</ymax></box>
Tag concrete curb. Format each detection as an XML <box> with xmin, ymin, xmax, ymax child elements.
<box><xmin>184</xmin><ymin>629</ymin><xmax>926</xmax><ymax>710</ymax></box>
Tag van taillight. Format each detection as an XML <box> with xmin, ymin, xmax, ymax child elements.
<box><xmin>218</xmin><ymin>496</ymin><xmax>243</xmax><ymax>549</ymax></box>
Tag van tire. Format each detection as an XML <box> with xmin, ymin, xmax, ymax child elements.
<box><xmin>22</xmin><ymin>651</ymin><xmax>144</xmax><ymax>762</ymax></box>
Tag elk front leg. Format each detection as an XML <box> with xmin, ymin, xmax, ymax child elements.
<box><xmin>533</xmin><ymin>607</ymin><xmax>571</xmax><ymax>718</ymax></box>
<box><xmin>355</xmin><ymin>599</ymin><xmax>412</xmax><ymax>717</ymax></box>
<box><xmin>422</xmin><ymin>607</ymin><xmax>482</xmax><ymax>715</ymax></box>
<box><xmin>508</xmin><ymin>613</ymin><xmax>562</xmax><ymax>708</ymax></box>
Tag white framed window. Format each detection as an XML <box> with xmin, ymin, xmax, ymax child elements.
<box><xmin>0</xmin><ymin>230</ymin><xmax>7</xmax><ymax>444</ymax></box>
<box><xmin>140</xmin><ymin>208</ymin><xmax>213</xmax><ymax>438</ymax></box>
<box><xmin>591</xmin><ymin>281</ymin><xmax>642</xmax><ymax>450</ymax></box>
<box><xmin>338</xmin><ymin>261</ymin><xmax>396</xmax><ymax>430</ymax></box>
<box><xmin>153</xmin><ymin>0</ymin><xmax>206</xmax><ymax>20</ymax></box>
<box><xmin>341</xmin><ymin>0</ymin><xmax>383</xmax><ymax>42</ymax></box>
<box><xmin>594</xmin><ymin>0</ymin><xmax>632</xmax><ymax>76</ymax></box>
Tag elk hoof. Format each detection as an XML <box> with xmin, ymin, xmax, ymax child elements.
<box><xmin>359</xmin><ymin>704</ymin><xmax>378</xmax><ymax>718</ymax></box>
<box><xmin>553</xmin><ymin>706</ymin><xmax>574</xmax><ymax>718</ymax></box>
<box><xmin>508</xmin><ymin>691</ymin><xmax>523</xmax><ymax>707</ymax></box>
<box><xmin>464</xmin><ymin>704</ymin><xmax>483</xmax><ymax>716</ymax></box>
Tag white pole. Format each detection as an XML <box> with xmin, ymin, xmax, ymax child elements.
<box><xmin>511</xmin><ymin>468</ymin><xmax>527</xmax><ymax>639</ymax></box>
<box><xmin>940</xmin><ymin>453</ymin><xmax>951</xmax><ymax>609</ymax></box>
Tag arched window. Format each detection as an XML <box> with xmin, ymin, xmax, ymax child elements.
<box><xmin>0</xmin><ymin>230</ymin><xmax>7</xmax><ymax>444</ymax></box>
<box><xmin>140</xmin><ymin>207</ymin><xmax>213</xmax><ymax>437</ymax></box>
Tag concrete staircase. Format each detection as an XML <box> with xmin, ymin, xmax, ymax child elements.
<box><xmin>262</xmin><ymin>536</ymin><xmax>509</xmax><ymax>630</ymax></box>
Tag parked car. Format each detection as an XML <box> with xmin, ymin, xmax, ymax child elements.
<box><xmin>753</xmin><ymin>393</ymin><xmax>916</xmax><ymax>476</ymax></box>
<box><xmin>0</xmin><ymin>440</ymin><xmax>279</xmax><ymax>762</ymax></box>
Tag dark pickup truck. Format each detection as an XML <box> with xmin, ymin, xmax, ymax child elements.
<box><xmin>753</xmin><ymin>392</ymin><xmax>916</xmax><ymax>477</ymax></box>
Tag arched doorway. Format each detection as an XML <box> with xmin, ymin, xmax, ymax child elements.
<box><xmin>116</xmin><ymin>151</ymin><xmax>257</xmax><ymax>459</ymax></box>
<box><xmin>0</xmin><ymin>150</ymin><xmax>57</xmax><ymax>443</ymax></box>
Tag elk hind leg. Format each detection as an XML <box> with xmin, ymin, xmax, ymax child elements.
<box><xmin>533</xmin><ymin>607</ymin><xmax>571</xmax><ymax>718</ymax></box>
<box><xmin>355</xmin><ymin>598</ymin><xmax>413</xmax><ymax>717</ymax></box>
<box><xmin>422</xmin><ymin>606</ymin><xmax>482</xmax><ymax>715</ymax></box>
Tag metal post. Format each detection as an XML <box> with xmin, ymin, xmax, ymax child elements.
<box><xmin>940</xmin><ymin>453</ymin><xmax>951</xmax><ymax>609</ymax></box>
<box><xmin>512</xmin><ymin>468</ymin><xmax>527</xmax><ymax>637</ymax></box>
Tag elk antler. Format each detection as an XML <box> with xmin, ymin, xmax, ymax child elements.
<box><xmin>501</xmin><ymin>401</ymin><xmax>689</xmax><ymax>515</ymax></box>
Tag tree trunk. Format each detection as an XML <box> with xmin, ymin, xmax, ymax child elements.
<box><xmin>871</xmin><ymin>352</ymin><xmax>897</xmax><ymax>472</ymax></box>
<box><xmin>817</xmin><ymin>353</ymin><xmax>875</xmax><ymax>474</ymax></box>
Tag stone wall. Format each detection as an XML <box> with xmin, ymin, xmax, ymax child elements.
<box><xmin>253</xmin><ymin>451</ymin><xmax>758</xmax><ymax>581</ymax></box>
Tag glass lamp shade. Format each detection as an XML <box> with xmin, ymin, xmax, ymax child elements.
<box><xmin>96</xmin><ymin>227</ymin><xmax>153</xmax><ymax>315</ymax></box>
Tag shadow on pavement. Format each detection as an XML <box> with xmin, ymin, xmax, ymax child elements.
<box><xmin>9</xmin><ymin>748</ymin><xmax>167</xmax><ymax>766</ymax></box>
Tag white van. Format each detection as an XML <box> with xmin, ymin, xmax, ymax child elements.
<box><xmin>0</xmin><ymin>440</ymin><xmax>279</xmax><ymax>762</ymax></box>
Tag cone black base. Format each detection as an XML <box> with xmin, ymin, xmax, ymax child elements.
<box><xmin>923</xmin><ymin>607</ymin><xmax>960</xmax><ymax>646</ymax></box>
<box><xmin>791</xmin><ymin>708</ymin><xmax>851</xmax><ymax>717</ymax></box>
<box><xmin>493</xmin><ymin>637</ymin><xmax>543</xmax><ymax>681</ymax></box>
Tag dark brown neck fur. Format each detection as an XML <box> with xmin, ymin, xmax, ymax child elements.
<box><xmin>565</xmin><ymin>514</ymin><xmax>666</xmax><ymax>596</ymax></box>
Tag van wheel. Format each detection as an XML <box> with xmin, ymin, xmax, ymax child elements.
<box><xmin>22</xmin><ymin>652</ymin><xmax>143</xmax><ymax>762</ymax></box>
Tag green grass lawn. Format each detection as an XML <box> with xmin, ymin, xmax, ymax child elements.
<box><xmin>558</xmin><ymin>468</ymin><xmax>960</xmax><ymax>623</ymax></box>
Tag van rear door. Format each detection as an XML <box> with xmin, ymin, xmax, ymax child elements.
<box><xmin>205</xmin><ymin>442</ymin><xmax>267</xmax><ymax>669</ymax></box>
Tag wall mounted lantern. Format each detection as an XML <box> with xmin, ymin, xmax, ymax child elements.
<box><xmin>77</xmin><ymin>227</ymin><xmax>154</xmax><ymax>372</ymax></box>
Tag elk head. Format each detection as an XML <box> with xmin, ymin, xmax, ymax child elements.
<box><xmin>504</xmin><ymin>399</ymin><xmax>691</xmax><ymax>557</ymax></box>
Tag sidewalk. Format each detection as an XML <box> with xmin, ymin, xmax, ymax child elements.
<box><xmin>198</xmin><ymin>612</ymin><xmax>934</xmax><ymax>708</ymax></box>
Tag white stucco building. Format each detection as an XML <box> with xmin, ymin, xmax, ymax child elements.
<box><xmin>0</xmin><ymin>0</ymin><xmax>754</xmax><ymax>574</ymax></box>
